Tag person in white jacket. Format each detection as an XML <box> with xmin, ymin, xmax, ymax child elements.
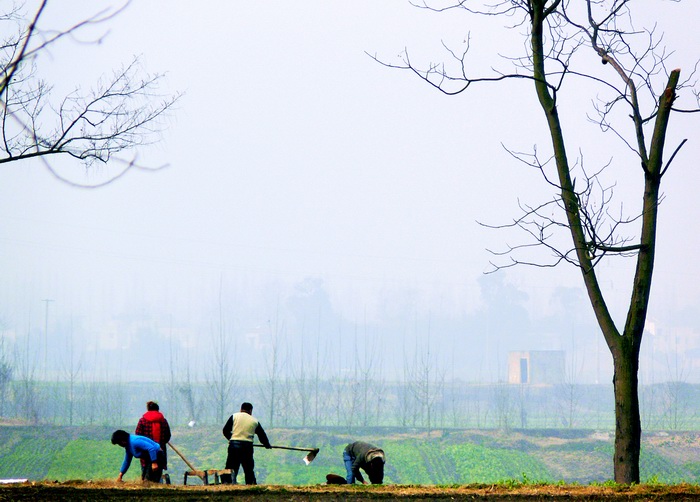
<box><xmin>221</xmin><ymin>402</ymin><xmax>271</xmax><ymax>484</ymax></box>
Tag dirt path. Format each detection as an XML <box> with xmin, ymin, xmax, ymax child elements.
<box><xmin>2</xmin><ymin>481</ymin><xmax>700</xmax><ymax>501</ymax></box>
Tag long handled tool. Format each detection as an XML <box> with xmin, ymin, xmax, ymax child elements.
<box><xmin>168</xmin><ymin>441</ymin><xmax>206</xmax><ymax>482</ymax></box>
<box><xmin>254</xmin><ymin>444</ymin><xmax>320</xmax><ymax>465</ymax></box>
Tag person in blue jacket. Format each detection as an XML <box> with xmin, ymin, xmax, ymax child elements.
<box><xmin>111</xmin><ymin>429</ymin><xmax>165</xmax><ymax>483</ymax></box>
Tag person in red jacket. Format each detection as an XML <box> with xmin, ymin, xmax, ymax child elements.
<box><xmin>135</xmin><ymin>401</ymin><xmax>172</xmax><ymax>475</ymax></box>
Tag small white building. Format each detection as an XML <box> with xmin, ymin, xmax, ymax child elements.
<box><xmin>508</xmin><ymin>350</ymin><xmax>565</xmax><ymax>385</ymax></box>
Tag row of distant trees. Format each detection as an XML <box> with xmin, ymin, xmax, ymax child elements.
<box><xmin>0</xmin><ymin>340</ymin><xmax>696</xmax><ymax>432</ymax></box>
<box><xmin>1</xmin><ymin>302</ymin><xmax>695</xmax><ymax>431</ymax></box>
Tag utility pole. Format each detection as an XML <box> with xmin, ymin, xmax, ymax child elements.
<box><xmin>42</xmin><ymin>299</ymin><xmax>54</xmax><ymax>380</ymax></box>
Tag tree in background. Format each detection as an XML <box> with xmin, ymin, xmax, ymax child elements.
<box><xmin>355</xmin><ymin>324</ymin><xmax>386</xmax><ymax>428</ymax></box>
<box><xmin>16</xmin><ymin>323</ymin><xmax>39</xmax><ymax>424</ymax></box>
<box><xmin>405</xmin><ymin>320</ymin><xmax>445</xmax><ymax>432</ymax></box>
<box><xmin>164</xmin><ymin>320</ymin><xmax>181</xmax><ymax>429</ymax></box>
<box><xmin>0</xmin><ymin>323</ymin><xmax>13</xmax><ymax>418</ymax></box>
<box><xmin>660</xmin><ymin>345</ymin><xmax>692</xmax><ymax>431</ymax></box>
<box><xmin>375</xmin><ymin>0</ymin><xmax>699</xmax><ymax>483</ymax></box>
<box><xmin>0</xmin><ymin>1</ymin><xmax>179</xmax><ymax>185</ymax></box>
<box><xmin>260</xmin><ymin>305</ymin><xmax>285</xmax><ymax>429</ymax></box>
<box><xmin>178</xmin><ymin>357</ymin><xmax>201</xmax><ymax>426</ymax></box>
<box><xmin>285</xmin><ymin>279</ymin><xmax>338</xmax><ymax>427</ymax></box>
<box><xmin>291</xmin><ymin>321</ymin><xmax>313</xmax><ymax>427</ymax></box>
<box><xmin>60</xmin><ymin>318</ymin><xmax>82</xmax><ymax>426</ymax></box>
<box><xmin>207</xmin><ymin>277</ymin><xmax>237</xmax><ymax>424</ymax></box>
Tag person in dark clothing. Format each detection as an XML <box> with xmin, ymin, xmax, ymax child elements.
<box><xmin>111</xmin><ymin>429</ymin><xmax>166</xmax><ymax>483</ymax></box>
<box><xmin>221</xmin><ymin>402</ymin><xmax>272</xmax><ymax>484</ymax></box>
<box><xmin>344</xmin><ymin>441</ymin><xmax>385</xmax><ymax>484</ymax></box>
<box><xmin>135</xmin><ymin>401</ymin><xmax>172</xmax><ymax>475</ymax></box>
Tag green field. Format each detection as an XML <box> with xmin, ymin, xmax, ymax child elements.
<box><xmin>1</xmin><ymin>426</ymin><xmax>699</xmax><ymax>485</ymax></box>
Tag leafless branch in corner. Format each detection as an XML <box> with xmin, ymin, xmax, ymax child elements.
<box><xmin>0</xmin><ymin>1</ymin><xmax>180</xmax><ymax>187</ymax></box>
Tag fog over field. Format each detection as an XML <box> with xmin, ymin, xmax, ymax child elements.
<box><xmin>1</xmin><ymin>1</ymin><xmax>700</xmax><ymax>389</ymax></box>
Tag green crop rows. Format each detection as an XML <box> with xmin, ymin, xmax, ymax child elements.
<box><xmin>1</xmin><ymin>426</ymin><xmax>700</xmax><ymax>486</ymax></box>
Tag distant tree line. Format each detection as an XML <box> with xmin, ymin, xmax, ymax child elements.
<box><xmin>1</xmin><ymin>373</ymin><xmax>699</xmax><ymax>432</ymax></box>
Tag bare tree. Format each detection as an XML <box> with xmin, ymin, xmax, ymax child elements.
<box><xmin>339</xmin><ymin>322</ymin><xmax>372</xmax><ymax>431</ymax></box>
<box><xmin>290</xmin><ymin>320</ymin><xmax>320</xmax><ymax>427</ymax></box>
<box><xmin>397</xmin><ymin>329</ymin><xmax>417</xmax><ymax>427</ymax></box>
<box><xmin>161</xmin><ymin>318</ymin><xmax>180</xmax><ymax>427</ymax></box>
<box><xmin>492</xmin><ymin>383</ymin><xmax>515</xmax><ymax>432</ymax></box>
<box><xmin>516</xmin><ymin>384</ymin><xmax>529</xmax><ymax>429</ymax></box>
<box><xmin>352</xmin><ymin>321</ymin><xmax>385</xmax><ymax>428</ymax></box>
<box><xmin>311</xmin><ymin>310</ymin><xmax>329</xmax><ymax>427</ymax></box>
<box><xmin>660</xmin><ymin>380</ymin><xmax>691</xmax><ymax>431</ymax></box>
<box><xmin>84</xmin><ymin>351</ymin><xmax>104</xmax><ymax>426</ymax></box>
<box><xmin>0</xmin><ymin>351</ymin><xmax>11</xmax><ymax>419</ymax></box>
<box><xmin>60</xmin><ymin>318</ymin><xmax>83</xmax><ymax>426</ymax></box>
<box><xmin>659</xmin><ymin>340</ymin><xmax>691</xmax><ymax>431</ymax></box>
<box><xmin>556</xmin><ymin>347</ymin><xmax>584</xmax><ymax>428</ymax></box>
<box><xmin>98</xmin><ymin>354</ymin><xmax>126</xmax><ymax>426</ymax></box>
<box><xmin>366</xmin><ymin>331</ymin><xmax>388</xmax><ymax>428</ymax></box>
<box><xmin>16</xmin><ymin>322</ymin><xmax>39</xmax><ymax>424</ymax></box>
<box><xmin>207</xmin><ymin>277</ymin><xmax>237</xmax><ymax>424</ymax></box>
<box><xmin>0</xmin><ymin>320</ymin><xmax>13</xmax><ymax>418</ymax></box>
<box><xmin>407</xmin><ymin>342</ymin><xmax>445</xmax><ymax>432</ymax></box>
<box><xmin>259</xmin><ymin>305</ymin><xmax>285</xmax><ymax>429</ymax></box>
<box><xmin>178</xmin><ymin>356</ymin><xmax>201</xmax><ymax>426</ymax></box>
<box><xmin>329</xmin><ymin>324</ymin><xmax>356</xmax><ymax>428</ymax></box>
<box><xmin>401</xmin><ymin>317</ymin><xmax>446</xmax><ymax>431</ymax></box>
<box><xmin>288</xmin><ymin>312</ymin><xmax>332</xmax><ymax>427</ymax></box>
<box><xmin>639</xmin><ymin>383</ymin><xmax>660</xmax><ymax>431</ymax></box>
<box><xmin>374</xmin><ymin>0</ymin><xmax>699</xmax><ymax>483</ymax></box>
<box><xmin>0</xmin><ymin>1</ymin><xmax>179</xmax><ymax>185</ymax></box>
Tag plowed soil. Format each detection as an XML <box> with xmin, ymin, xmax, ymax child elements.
<box><xmin>2</xmin><ymin>481</ymin><xmax>700</xmax><ymax>501</ymax></box>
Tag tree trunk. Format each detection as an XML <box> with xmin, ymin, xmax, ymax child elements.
<box><xmin>608</xmin><ymin>68</ymin><xmax>679</xmax><ymax>483</ymax></box>
<box><xmin>528</xmin><ymin>0</ymin><xmax>681</xmax><ymax>481</ymax></box>
<box><xmin>612</xmin><ymin>343</ymin><xmax>641</xmax><ymax>483</ymax></box>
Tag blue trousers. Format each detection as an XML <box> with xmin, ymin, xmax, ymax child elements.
<box><xmin>343</xmin><ymin>450</ymin><xmax>355</xmax><ymax>484</ymax></box>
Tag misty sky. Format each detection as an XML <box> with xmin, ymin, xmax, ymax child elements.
<box><xmin>1</xmin><ymin>1</ymin><xmax>700</xmax><ymax>384</ymax></box>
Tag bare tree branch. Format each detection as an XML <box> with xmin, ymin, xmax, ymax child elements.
<box><xmin>0</xmin><ymin>1</ymin><xmax>179</xmax><ymax>186</ymax></box>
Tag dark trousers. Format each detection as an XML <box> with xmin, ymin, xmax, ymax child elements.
<box><xmin>225</xmin><ymin>440</ymin><xmax>256</xmax><ymax>484</ymax></box>
<box><xmin>141</xmin><ymin>450</ymin><xmax>166</xmax><ymax>483</ymax></box>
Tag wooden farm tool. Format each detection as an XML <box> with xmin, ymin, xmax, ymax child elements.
<box><xmin>168</xmin><ymin>441</ymin><xmax>230</xmax><ymax>485</ymax></box>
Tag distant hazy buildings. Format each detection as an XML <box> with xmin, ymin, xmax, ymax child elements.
<box><xmin>508</xmin><ymin>350</ymin><xmax>565</xmax><ymax>385</ymax></box>
<box><xmin>642</xmin><ymin>320</ymin><xmax>700</xmax><ymax>382</ymax></box>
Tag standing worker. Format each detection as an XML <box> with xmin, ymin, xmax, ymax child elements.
<box><xmin>111</xmin><ymin>429</ymin><xmax>165</xmax><ymax>483</ymax></box>
<box><xmin>222</xmin><ymin>402</ymin><xmax>272</xmax><ymax>484</ymax></box>
<box><xmin>344</xmin><ymin>440</ymin><xmax>386</xmax><ymax>484</ymax></box>
<box><xmin>135</xmin><ymin>401</ymin><xmax>172</xmax><ymax>476</ymax></box>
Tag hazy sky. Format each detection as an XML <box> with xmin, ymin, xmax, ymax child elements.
<box><xmin>1</xmin><ymin>1</ymin><xmax>699</xmax><ymax>383</ymax></box>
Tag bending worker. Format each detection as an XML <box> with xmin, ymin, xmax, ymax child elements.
<box><xmin>111</xmin><ymin>429</ymin><xmax>165</xmax><ymax>483</ymax></box>
<box><xmin>344</xmin><ymin>440</ymin><xmax>386</xmax><ymax>484</ymax></box>
<box><xmin>222</xmin><ymin>401</ymin><xmax>272</xmax><ymax>484</ymax></box>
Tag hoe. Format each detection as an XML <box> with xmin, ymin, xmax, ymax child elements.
<box><xmin>254</xmin><ymin>443</ymin><xmax>320</xmax><ymax>465</ymax></box>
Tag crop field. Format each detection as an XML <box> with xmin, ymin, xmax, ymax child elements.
<box><xmin>2</xmin><ymin>425</ymin><xmax>700</xmax><ymax>488</ymax></box>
